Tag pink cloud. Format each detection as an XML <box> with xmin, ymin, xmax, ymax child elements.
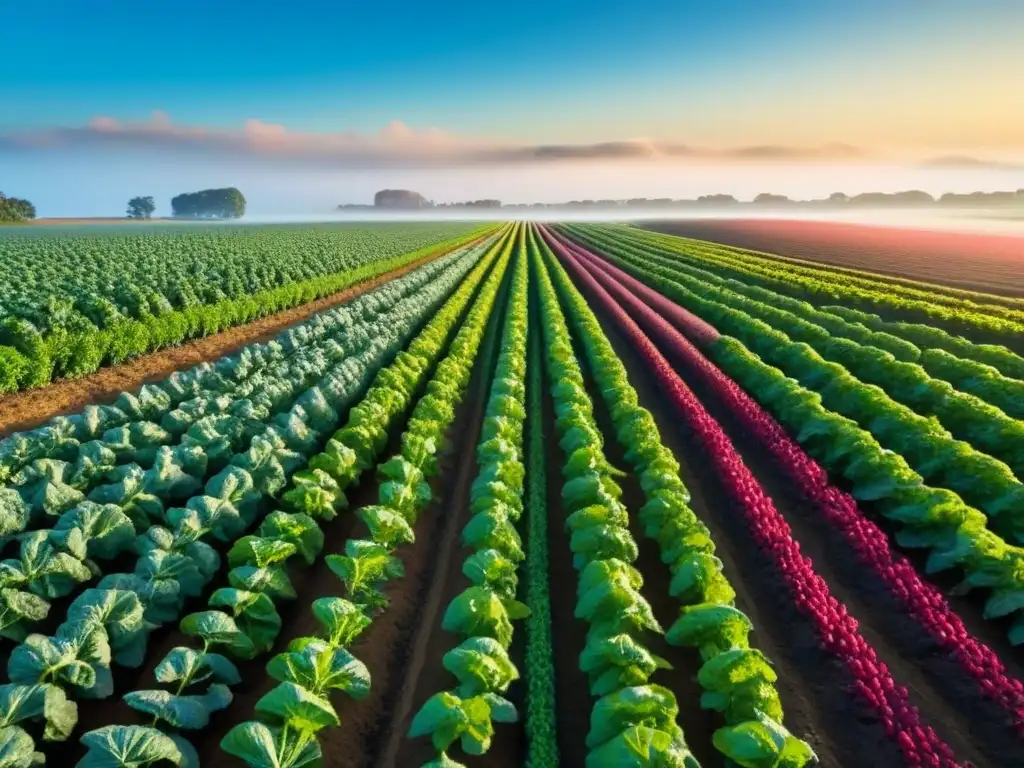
<box><xmin>0</xmin><ymin>112</ymin><xmax>953</xmax><ymax>169</ymax></box>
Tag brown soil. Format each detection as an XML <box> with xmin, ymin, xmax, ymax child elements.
<box><xmin>0</xmin><ymin>254</ymin><xmax>441</xmax><ymax>438</ymax></box>
<box><xmin>378</xmin><ymin>270</ymin><xmax>519</xmax><ymax>768</ymax></box>
<box><xmin>588</xmin><ymin>294</ymin><xmax>1015</xmax><ymax>767</ymax></box>
<box><xmin>641</xmin><ymin>219</ymin><xmax>1024</xmax><ymax>298</ymax></box>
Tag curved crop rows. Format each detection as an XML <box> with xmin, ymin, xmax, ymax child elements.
<box><xmin>0</xmin><ymin>220</ymin><xmax>1019</xmax><ymax>768</ymax></box>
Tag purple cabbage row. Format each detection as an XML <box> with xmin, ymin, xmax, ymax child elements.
<box><xmin>556</xmin><ymin>230</ymin><xmax>1024</xmax><ymax>736</ymax></box>
<box><xmin>540</xmin><ymin>227</ymin><xmax>963</xmax><ymax>767</ymax></box>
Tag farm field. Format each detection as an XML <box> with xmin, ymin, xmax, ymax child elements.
<box><xmin>641</xmin><ymin>219</ymin><xmax>1024</xmax><ymax>297</ymax></box>
<box><xmin>0</xmin><ymin>222</ymin><xmax>490</xmax><ymax>395</ymax></box>
<box><xmin>0</xmin><ymin>221</ymin><xmax>1023</xmax><ymax>768</ymax></box>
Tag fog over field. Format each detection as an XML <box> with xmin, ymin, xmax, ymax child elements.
<box><xmin>5</xmin><ymin>146</ymin><xmax>1024</xmax><ymax>233</ymax></box>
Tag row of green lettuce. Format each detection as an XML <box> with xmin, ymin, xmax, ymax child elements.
<box><xmin>601</xmin><ymin>224</ymin><xmax>1024</xmax><ymax>354</ymax></box>
<box><xmin>573</xmin><ymin>228</ymin><xmax>1024</xmax><ymax>646</ymax></box>
<box><xmin>567</xmin><ymin>223</ymin><xmax>1024</xmax><ymax>415</ymax></box>
<box><xmin>537</xmin><ymin>227</ymin><xmax>814</xmax><ymax>767</ymax></box>
<box><xmin>0</xmin><ymin>238</ymin><xmax>501</xmax><ymax>649</ymax></box>
<box><xmin>214</xmin><ymin>224</ymin><xmax>515</xmax><ymax>767</ymax></box>
<box><xmin>531</xmin><ymin>228</ymin><xmax>702</xmax><ymax>767</ymax></box>
<box><xmin>0</xmin><ymin>234</ymin><xmax>500</xmax><ymax>767</ymax></box>
<box><xmin>562</xmin><ymin>226</ymin><xmax>1024</xmax><ymax>540</ymax></box>
<box><xmin>405</xmin><ymin>227</ymin><xmax>539</xmax><ymax>767</ymax></box>
<box><xmin>0</xmin><ymin>224</ymin><xmax>492</xmax><ymax>393</ymax></box>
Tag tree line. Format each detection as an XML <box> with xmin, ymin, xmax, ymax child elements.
<box><xmin>339</xmin><ymin>188</ymin><xmax>1024</xmax><ymax>213</ymax></box>
<box><xmin>129</xmin><ymin>188</ymin><xmax>246</xmax><ymax>219</ymax></box>
<box><xmin>0</xmin><ymin>192</ymin><xmax>36</xmax><ymax>222</ymax></box>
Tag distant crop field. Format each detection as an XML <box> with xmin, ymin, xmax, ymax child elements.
<box><xmin>0</xmin><ymin>222</ymin><xmax>488</xmax><ymax>395</ymax></box>
<box><xmin>641</xmin><ymin>218</ymin><xmax>1024</xmax><ymax>296</ymax></box>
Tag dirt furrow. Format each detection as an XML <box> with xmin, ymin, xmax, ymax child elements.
<box><xmin>375</xmin><ymin>256</ymin><xmax>521</xmax><ymax>768</ymax></box>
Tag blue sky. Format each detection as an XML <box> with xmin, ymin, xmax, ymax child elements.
<box><xmin>2</xmin><ymin>1</ymin><xmax>1022</xmax><ymax>215</ymax></box>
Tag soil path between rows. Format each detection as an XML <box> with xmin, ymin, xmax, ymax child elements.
<box><xmin>534</xmin><ymin>293</ymin><xmax>595</xmax><ymax>768</ymax></box>
<box><xmin>376</xmin><ymin>263</ymin><xmax>521</xmax><ymax>768</ymax></box>
<box><xmin>0</xmin><ymin>252</ymin><xmax>446</xmax><ymax>437</ymax></box>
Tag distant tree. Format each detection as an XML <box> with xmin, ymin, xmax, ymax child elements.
<box><xmin>0</xmin><ymin>192</ymin><xmax>36</xmax><ymax>222</ymax></box>
<box><xmin>373</xmin><ymin>189</ymin><xmax>428</xmax><ymax>209</ymax></box>
<box><xmin>828</xmin><ymin>192</ymin><xmax>849</xmax><ymax>203</ymax></box>
<box><xmin>171</xmin><ymin>187</ymin><xmax>246</xmax><ymax>219</ymax></box>
<box><xmin>696</xmin><ymin>194</ymin><xmax>738</xmax><ymax>205</ymax></box>
<box><xmin>753</xmin><ymin>193</ymin><xmax>791</xmax><ymax>205</ymax></box>
<box><xmin>126</xmin><ymin>196</ymin><xmax>156</xmax><ymax>219</ymax></box>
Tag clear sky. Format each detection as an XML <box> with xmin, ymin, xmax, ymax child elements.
<box><xmin>3</xmin><ymin>0</ymin><xmax>1023</xmax><ymax>216</ymax></box>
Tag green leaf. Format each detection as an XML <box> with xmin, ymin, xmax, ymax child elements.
<box><xmin>227</xmin><ymin>566</ymin><xmax>296</xmax><ymax>601</ymax></box>
<box><xmin>227</xmin><ymin>537</ymin><xmax>298</xmax><ymax>569</ymax></box>
<box><xmin>712</xmin><ymin>711</ymin><xmax>817</xmax><ymax>768</ymax></box>
<box><xmin>52</xmin><ymin>502</ymin><xmax>134</xmax><ymax>561</ymax></box>
<box><xmin>585</xmin><ymin>724</ymin><xmax>699</xmax><ymax>768</ymax></box>
<box><xmin>586</xmin><ymin>685</ymin><xmax>683</xmax><ymax>751</ymax></box>
<box><xmin>0</xmin><ymin>725</ymin><xmax>43</xmax><ymax>768</ymax></box>
<box><xmin>310</xmin><ymin>597</ymin><xmax>371</xmax><ymax>647</ymax></box>
<box><xmin>0</xmin><ymin>491</ymin><xmax>30</xmax><ymax>539</ymax></box>
<box><xmin>66</xmin><ymin>589</ymin><xmax>147</xmax><ymax>667</ymax></box>
<box><xmin>281</xmin><ymin>470</ymin><xmax>345</xmax><ymax>521</ymax></box>
<box><xmin>357</xmin><ymin>505</ymin><xmax>415</xmax><ymax>547</ymax></box>
<box><xmin>124</xmin><ymin>684</ymin><xmax>232</xmax><ymax>730</ymax></box>
<box><xmin>442</xmin><ymin>587</ymin><xmax>520</xmax><ymax>648</ymax></box>
<box><xmin>267</xmin><ymin>639</ymin><xmax>370</xmax><ymax>699</ymax></box>
<box><xmin>258</xmin><ymin>512</ymin><xmax>324</xmax><ymax>564</ymax></box>
<box><xmin>78</xmin><ymin>725</ymin><xmax>184</xmax><ymax>767</ymax></box>
<box><xmin>179</xmin><ymin>611</ymin><xmax>256</xmax><ymax>660</ymax></box>
<box><xmin>325</xmin><ymin>542</ymin><xmax>402</xmax><ymax>609</ymax></box>
<box><xmin>221</xmin><ymin>722</ymin><xmax>322</xmax><ymax>768</ymax></box>
<box><xmin>0</xmin><ymin>590</ymin><xmax>50</xmax><ymax>643</ymax></box>
<box><xmin>0</xmin><ymin>683</ymin><xmax>77</xmax><ymax>742</ymax></box>
<box><xmin>666</xmin><ymin>603</ymin><xmax>753</xmax><ymax>660</ymax></box>
<box><xmin>209</xmin><ymin>588</ymin><xmax>282</xmax><ymax>654</ymax></box>
<box><xmin>442</xmin><ymin>637</ymin><xmax>519</xmax><ymax>697</ymax></box>
<box><xmin>461</xmin><ymin>549</ymin><xmax>518</xmax><ymax>600</ymax></box>
<box><xmin>8</xmin><ymin>624</ymin><xmax>112</xmax><ymax>697</ymax></box>
<box><xmin>255</xmin><ymin>682</ymin><xmax>340</xmax><ymax>732</ymax></box>
<box><xmin>407</xmin><ymin>691</ymin><xmax>502</xmax><ymax>756</ymax></box>
<box><xmin>154</xmin><ymin>647</ymin><xmax>240</xmax><ymax>688</ymax></box>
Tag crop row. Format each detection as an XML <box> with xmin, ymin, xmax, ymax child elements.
<box><xmin>566</xmin><ymin>224</ymin><xmax>1024</xmax><ymax>382</ymax></box>
<box><xmin>572</xmin><ymin>224</ymin><xmax>1024</xmax><ymax>355</ymax></box>
<box><xmin>565</xmin><ymin>228</ymin><xmax>1024</xmax><ymax>642</ymax></box>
